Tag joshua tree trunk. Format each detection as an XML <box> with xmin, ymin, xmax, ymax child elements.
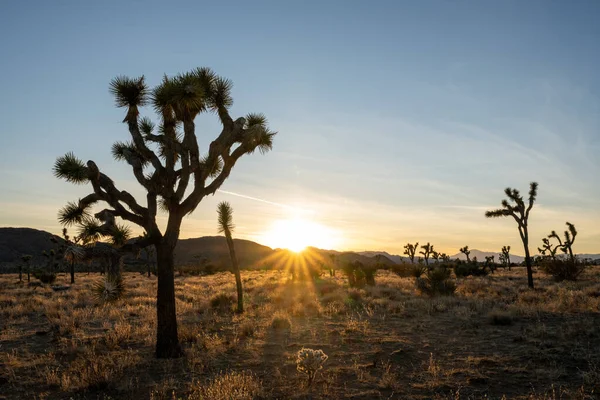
<box><xmin>18</xmin><ymin>265</ymin><xmax>22</xmax><ymax>282</ymax></box>
<box><xmin>70</xmin><ymin>260</ymin><xmax>75</xmax><ymax>284</ymax></box>
<box><xmin>155</xmin><ymin>236</ymin><xmax>182</xmax><ymax>358</ymax></box>
<box><xmin>225</xmin><ymin>234</ymin><xmax>243</xmax><ymax>313</ymax></box>
<box><xmin>521</xmin><ymin>227</ymin><xmax>534</xmax><ymax>289</ymax></box>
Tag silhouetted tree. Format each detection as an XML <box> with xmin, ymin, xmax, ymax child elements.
<box><xmin>404</xmin><ymin>242</ymin><xmax>419</xmax><ymax>264</ymax></box>
<box><xmin>485</xmin><ymin>182</ymin><xmax>538</xmax><ymax>288</ymax></box>
<box><xmin>62</xmin><ymin>229</ymin><xmax>84</xmax><ymax>284</ymax></box>
<box><xmin>420</xmin><ymin>243</ymin><xmax>434</xmax><ymax>266</ymax></box>
<box><xmin>217</xmin><ymin>201</ymin><xmax>243</xmax><ymax>313</ymax></box>
<box><xmin>54</xmin><ymin>68</ymin><xmax>276</xmax><ymax>358</ymax></box>
<box><xmin>550</xmin><ymin>222</ymin><xmax>577</xmax><ymax>262</ymax></box>
<box><xmin>500</xmin><ymin>245</ymin><xmax>511</xmax><ymax>270</ymax></box>
<box><xmin>459</xmin><ymin>246</ymin><xmax>471</xmax><ymax>262</ymax></box>
<box><xmin>538</xmin><ymin>237</ymin><xmax>560</xmax><ymax>261</ymax></box>
<box><xmin>21</xmin><ymin>255</ymin><xmax>32</xmax><ymax>282</ymax></box>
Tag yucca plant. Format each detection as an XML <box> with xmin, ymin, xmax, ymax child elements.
<box><xmin>54</xmin><ymin>68</ymin><xmax>276</xmax><ymax>358</ymax></box>
<box><xmin>217</xmin><ymin>201</ymin><xmax>243</xmax><ymax>313</ymax></box>
<box><xmin>93</xmin><ymin>276</ymin><xmax>125</xmax><ymax>303</ymax></box>
<box><xmin>485</xmin><ymin>182</ymin><xmax>538</xmax><ymax>288</ymax></box>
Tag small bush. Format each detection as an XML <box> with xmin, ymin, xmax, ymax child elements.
<box><xmin>188</xmin><ymin>370</ymin><xmax>262</xmax><ymax>400</ymax></box>
<box><xmin>33</xmin><ymin>269</ymin><xmax>57</xmax><ymax>284</ymax></box>
<box><xmin>540</xmin><ymin>258</ymin><xmax>586</xmax><ymax>281</ymax></box>
<box><xmin>210</xmin><ymin>293</ymin><xmax>235</xmax><ymax>311</ymax></box>
<box><xmin>454</xmin><ymin>262</ymin><xmax>488</xmax><ymax>278</ymax></box>
<box><xmin>296</xmin><ymin>348</ymin><xmax>328</xmax><ymax>386</ymax></box>
<box><xmin>342</xmin><ymin>261</ymin><xmax>376</xmax><ymax>288</ymax></box>
<box><xmin>410</xmin><ymin>264</ymin><xmax>426</xmax><ymax>278</ymax></box>
<box><xmin>92</xmin><ymin>276</ymin><xmax>124</xmax><ymax>303</ymax></box>
<box><xmin>416</xmin><ymin>267</ymin><xmax>456</xmax><ymax>297</ymax></box>
<box><xmin>270</xmin><ymin>312</ymin><xmax>292</xmax><ymax>331</ymax></box>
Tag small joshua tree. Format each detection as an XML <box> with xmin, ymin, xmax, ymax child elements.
<box><xmin>419</xmin><ymin>243</ymin><xmax>434</xmax><ymax>266</ymax></box>
<box><xmin>61</xmin><ymin>228</ymin><xmax>84</xmax><ymax>284</ymax></box>
<box><xmin>20</xmin><ymin>255</ymin><xmax>32</xmax><ymax>282</ymax></box>
<box><xmin>538</xmin><ymin>237</ymin><xmax>560</xmax><ymax>261</ymax></box>
<box><xmin>500</xmin><ymin>245</ymin><xmax>511</xmax><ymax>270</ymax></box>
<box><xmin>550</xmin><ymin>222</ymin><xmax>577</xmax><ymax>262</ymax></box>
<box><xmin>459</xmin><ymin>246</ymin><xmax>471</xmax><ymax>262</ymax></box>
<box><xmin>431</xmin><ymin>251</ymin><xmax>440</xmax><ymax>263</ymax></box>
<box><xmin>485</xmin><ymin>182</ymin><xmax>538</xmax><ymax>289</ymax></box>
<box><xmin>484</xmin><ymin>255</ymin><xmax>496</xmax><ymax>273</ymax></box>
<box><xmin>217</xmin><ymin>201</ymin><xmax>243</xmax><ymax>313</ymax></box>
<box><xmin>296</xmin><ymin>348</ymin><xmax>328</xmax><ymax>386</ymax></box>
<box><xmin>404</xmin><ymin>242</ymin><xmax>419</xmax><ymax>264</ymax></box>
<box><xmin>53</xmin><ymin>67</ymin><xmax>276</xmax><ymax>358</ymax></box>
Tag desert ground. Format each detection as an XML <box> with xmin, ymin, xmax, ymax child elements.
<box><xmin>1</xmin><ymin>267</ymin><xmax>599</xmax><ymax>400</ymax></box>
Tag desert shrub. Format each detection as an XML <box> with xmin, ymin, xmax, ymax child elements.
<box><xmin>210</xmin><ymin>293</ymin><xmax>235</xmax><ymax>311</ymax></box>
<box><xmin>92</xmin><ymin>276</ymin><xmax>125</xmax><ymax>303</ymax></box>
<box><xmin>33</xmin><ymin>269</ymin><xmax>57</xmax><ymax>284</ymax></box>
<box><xmin>296</xmin><ymin>348</ymin><xmax>328</xmax><ymax>386</ymax></box>
<box><xmin>410</xmin><ymin>264</ymin><xmax>426</xmax><ymax>278</ymax></box>
<box><xmin>390</xmin><ymin>263</ymin><xmax>412</xmax><ymax>277</ymax></box>
<box><xmin>270</xmin><ymin>311</ymin><xmax>292</xmax><ymax>330</ymax></box>
<box><xmin>454</xmin><ymin>262</ymin><xmax>488</xmax><ymax>278</ymax></box>
<box><xmin>342</xmin><ymin>261</ymin><xmax>375</xmax><ymax>288</ymax></box>
<box><xmin>416</xmin><ymin>267</ymin><xmax>456</xmax><ymax>296</ymax></box>
<box><xmin>540</xmin><ymin>258</ymin><xmax>587</xmax><ymax>281</ymax></box>
<box><xmin>188</xmin><ymin>370</ymin><xmax>262</xmax><ymax>400</ymax></box>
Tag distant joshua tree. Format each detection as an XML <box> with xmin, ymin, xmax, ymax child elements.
<box><xmin>431</xmin><ymin>251</ymin><xmax>440</xmax><ymax>263</ymax></box>
<box><xmin>485</xmin><ymin>182</ymin><xmax>538</xmax><ymax>288</ymax></box>
<box><xmin>20</xmin><ymin>255</ymin><xmax>32</xmax><ymax>282</ymax></box>
<box><xmin>419</xmin><ymin>243</ymin><xmax>434</xmax><ymax>266</ymax></box>
<box><xmin>217</xmin><ymin>201</ymin><xmax>243</xmax><ymax>313</ymax></box>
<box><xmin>459</xmin><ymin>246</ymin><xmax>471</xmax><ymax>262</ymax></box>
<box><xmin>538</xmin><ymin>237</ymin><xmax>560</xmax><ymax>261</ymax></box>
<box><xmin>538</xmin><ymin>223</ymin><xmax>577</xmax><ymax>264</ymax></box>
<box><xmin>62</xmin><ymin>229</ymin><xmax>84</xmax><ymax>284</ymax></box>
<box><xmin>53</xmin><ymin>67</ymin><xmax>275</xmax><ymax>358</ymax></box>
<box><xmin>404</xmin><ymin>242</ymin><xmax>419</xmax><ymax>264</ymax></box>
<box><xmin>500</xmin><ymin>245</ymin><xmax>511</xmax><ymax>270</ymax></box>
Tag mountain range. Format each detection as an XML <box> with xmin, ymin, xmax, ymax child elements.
<box><xmin>1</xmin><ymin>227</ymin><xmax>599</xmax><ymax>272</ymax></box>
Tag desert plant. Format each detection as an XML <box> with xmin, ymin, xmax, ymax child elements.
<box><xmin>500</xmin><ymin>245</ymin><xmax>511</xmax><ymax>270</ymax></box>
<box><xmin>403</xmin><ymin>242</ymin><xmax>419</xmax><ymax>264</ymax></box>
<box><xmin>210</xmin><ymin>293</ymin><xmax>235</xmax><ymax>311</ymax></box>
<box><xmin>410</xmin><ymin>264</ymin><xmax>427</xmax><ymax>278</ymax></box>
<box><xmin>62</xmin><ymin>229</ymin><xmax>85</xmax><ymax>284</ymax></box>
<box><xmin>32</xmin><ymin>269</ymin><xmax>57</xmax><ymax>284</ymax></box>
<box><xmin>20</xmin><ymin>254</ymin><xmax>32</xmax><ymax>282</ymax></box>
<box><xmin>217</xmin><ymin>201</ymin><xmax>243</xmax><ymax>313</ymax></box>
<box><xmin>484</xmin><ymin>255</ymin><xmax>496</xmax><ymax>273</ymax></box>
<box><xmin>188</xmin><ymin>370</ymin><xmax>262</xmax><ymax>400</ymax></box>
<box><xmin>419</xmin><ymin>242</ymin><xmax>434</xmax><ymax>266</ymax></box>
<box><xmin>538</xmin><ymin>237</ymin><xmax>560</xmax><ymax>261</ymax></box>
<box><xmin>459</xmin><ymin>246</ymin><xmax>471</xmax><ymax>262</ymax></box>
<box><xmin>485</xmin><ymin>182</ymin><xmax>538</xmax><ymax>288</ymax></box>
<box><xmin>550</xmin><ymin>222</ymin><xmax>578</xmax><ymax>262</ymax></box>
<box><xmin>342</xmin><ymin>261</ymin><xmax>374</xmax><ymax>287</ymax></box>
<box><xmin>540</xmin><ymin>258</ymin><xmax>586</xmax><ymax>282</ymax></box>
<box><xmin>53</xmin><ymin>68</ymin><xmax>276</xmax><ymax>358</ymax></box>
<box><xmin>92</xmin><ymin>275</ymin><xmax>125</xmax><ymax>302</ymax></box>
<box><xmin>296</xmin><ymin>348</ymin><xmax>328</xmax><ymax>386</ymax></box>
<box><xmin>416</xmin><ymin>266</ymin><xmax>456</xmax><ymax>296</ymax></box>
<box><xmin>454</xmin><ymin>261</ymin><xmax>488</xmax><ymax>278</ymax></box>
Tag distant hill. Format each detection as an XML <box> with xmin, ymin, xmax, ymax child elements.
<box><xmin>359</xmin><ymin>251</ymin><xmax>405</xmax><ymax>264</ymax></box>
<box><xmin>0</xmin><ymin>228</ymin><xmax>64</xmax><ymax>266</ymax></box>
<box><xmin>2</xmin><ymin>227</ymin><xmax>599</xmax><ymax>272</ymax></box>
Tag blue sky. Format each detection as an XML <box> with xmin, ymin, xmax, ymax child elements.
<box><xmin>1</xmin><ymin>0</ymin><xmax>599</xmax><ymax>254</ymax></box>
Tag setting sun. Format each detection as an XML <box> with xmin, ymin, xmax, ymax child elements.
<box><xmin>261</xmin><ymin>218</ymin><xmax>341</xmax><ymax>252</ymax></box>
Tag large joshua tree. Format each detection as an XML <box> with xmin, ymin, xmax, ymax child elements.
<box><xmin>485</xmin><ymin>182</ymin><xmax>538</xmax><ymax>288</ymax></box>
<box><xmin>53</xmin><ymin>68</ymin><xmax>276</xmax><ymax>358</ymax></box>
<box><xmin>217</xmin><ymin>201</ymin><xmax>243</xmax><ymax>313</ymax></box>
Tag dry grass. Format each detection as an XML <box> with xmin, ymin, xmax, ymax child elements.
<box><xmin>0</xmin><ymin>267</ymin><xmax>599</xmax><ymax>399</ymax></box>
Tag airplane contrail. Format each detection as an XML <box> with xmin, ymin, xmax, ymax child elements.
<box><xmin>217</xmin><ymin>189</ymin><xmax>305</xmax><ymax>212</ymax></box>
